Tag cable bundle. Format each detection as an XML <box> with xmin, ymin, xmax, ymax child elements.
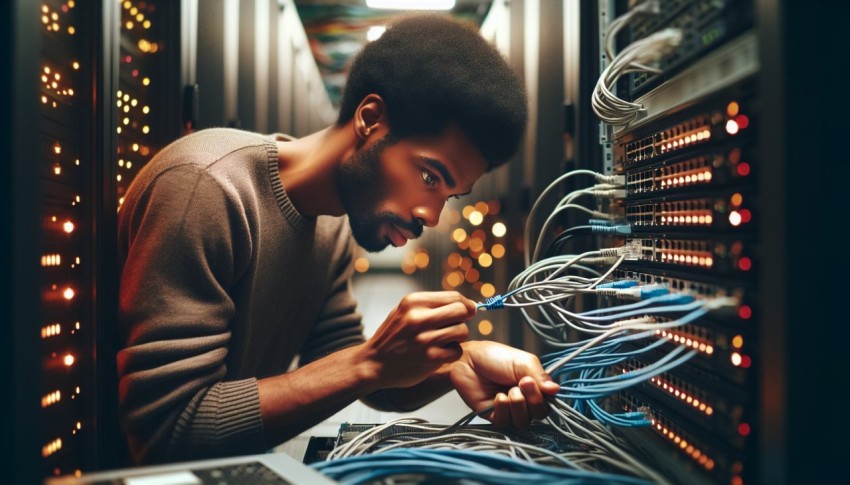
<box><xmin>318</xmin><ymin>417</ymin><xmax>661</xmax><ymax>484</ymax></box>
<box><xmin>593</xmin><ymin>2</ymin><xmax>681</xmax><ymax>126</ymax></box>
<box><xmin>315</xmin><ymin>448</ymin><xmax>655</xmax><ymax>484</ymax></box>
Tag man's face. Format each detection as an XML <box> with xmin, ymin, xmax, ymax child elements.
<box><xmin>337</xmin><ymin>125</ymin><xmax>488</xmax><ymax>252</ymax></box>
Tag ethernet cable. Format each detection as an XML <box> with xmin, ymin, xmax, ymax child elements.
<box><xmin>321</xmin><ymin>417</ymin><xmax>662</xmax><ymax>483</ymax></box>
<box><xmin>604</xmin><ymin>0</ymin><xmax>661</xmax><ymax>68</ymax></box>
<box><xmin>523</xmin><ymin>169</ymin><xmax>625</xmax><ymax>267</ymax></box>
<box><xmin>314</xmin><ymin>448</ymin><xmax>656</xmax><ymax>484</ymax></box>
<box><xmin>592</xmin><ymin>27</ymin><xmax>683</xmax><ymax>125</ymax></box>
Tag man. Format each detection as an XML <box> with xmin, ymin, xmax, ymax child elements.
<box><xmin>117</xmin><ymin>14</ymin><xmax>559</xmax><ymax>465</ymax></box>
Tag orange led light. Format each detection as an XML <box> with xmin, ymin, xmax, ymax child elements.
<box><xmin>478</xmin><ymin>320</ymin><xmax>493</xmax><ymax>336</ymax></box>
<box><xmin>727</xmin><ymin>101</ymin><xmax>740</xmax><ymax>117</ymax></box>
<box><xmin>732</xmin><ymin>335</ymin><xmax>744</xmax><ymax>348</ymax></box>
<box><xmin>63</xmin><ymin>287</ymin><xmax>75</xmax><ymax>300</ymax></box>
<box><xmin>731</xmin><ymin>193</ymin><xmax>743</xmax><ymax>207</ymax></box>
<box><xmin>63</xmin><ymin>221</ymin><xmax>75</xmax><ymax>233</ymax></box>
<box><xmin>63</xmin><ymin>354</ymin><xmax>75</xmax><ymax>366</ymax></box>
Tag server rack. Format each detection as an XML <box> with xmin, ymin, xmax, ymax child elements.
<box><xmin>37</xmin><ymin>0</ymin><xmax>104</xmax><ymax>477</ymax></box>
<box><xmin>593</xmin><ymin>1</ymin><xmax>760</xmax><ymax>483</ymax></box>
<box><xmin>566</xmin><ymin>0</ymin><xmax>850</xmax><ymax>483</ymax></box>
<box><xmin>4</xmin><ymin>1</ymin><xmax>335</xmax><ymax>481</ymax></box>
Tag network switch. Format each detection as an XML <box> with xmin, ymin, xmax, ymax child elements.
<box><xmin>623</xmin><ymin>190</ymin><xmax>756</xmax><ymax>233</ymax></box>
<box><xmin>614</xmin><ymin>83</ymin><xmax>755</xmax><ymax>170</ymax></box>
<box><xmin>626</xmin><ymin>236</ymin><xmax>756</xmax><ymax>275</ymax></box>
<box><xmin>618</xmin><ymin>356</ymin><xmax>751</xmax><ymax>446</ymax></box>
<box><xmin>624</xmin><ymin>0</ymin><xmax>754</xmax><ymax>100</ymax></box>
<box><xmin>618</xmin><ymin>390</ymin><xmax>751</xmax><ymax>485</ymax></box>
<box><xmin>624</xmin><ymin>143</ymin><xmax>754</xmax><ymax>196</ymax></box>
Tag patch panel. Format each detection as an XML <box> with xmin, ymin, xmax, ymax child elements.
<box><xmin>628</xmin><ymin>236</ymin><xmax>756</xmax><ymax>275</ymax></box>
<box><xmin>625</xmin><ymin>144</ymin><xmax>754</xmax><ymax>196</ymax></box>
<box><xmin>624</xmin><ymin>0</ymin><xmax>754</xmax><ymax>100</ymax></box>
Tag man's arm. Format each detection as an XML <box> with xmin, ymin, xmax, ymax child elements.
<box><xmin>258</xmin><ymin>291</ymin><xmax>473</xmax><ymax>447</ymax></box>
<box><xmin>118</xmin><ymin>166</ymin><xmax>260</xmax><ymax>465</ymax></box>
<box><xmin>363</xmin><ymin>340</ymin><xmax>561</xmax><ymax>424</ymax></box>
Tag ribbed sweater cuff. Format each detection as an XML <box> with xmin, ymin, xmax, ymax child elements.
<box><xmin>174</xmin><ymin>378</ymin><xmax>265</xmax><ymax>453</ymax></box>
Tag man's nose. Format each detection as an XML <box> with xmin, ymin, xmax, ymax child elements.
<box><xmin>412</xmin><ymin>204</ymin><xmax>443</xmax><ymax>228</ymax></box>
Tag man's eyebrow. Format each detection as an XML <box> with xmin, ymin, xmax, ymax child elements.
<box><xmin>423</xmin><ymin>158</ymin><xmax>456</xmax><ymax>189</ymax></box>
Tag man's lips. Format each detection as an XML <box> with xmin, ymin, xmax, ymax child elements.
<box><xmin>388</xmin><ymin>224</ymin><xmax>409</xmax><ymax>247</ymax></box>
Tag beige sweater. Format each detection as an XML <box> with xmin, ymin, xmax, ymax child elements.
<box><xmin>117</xmin><ymin>128</ymin><xmax>364</xmax><ymax>464</ymax></box>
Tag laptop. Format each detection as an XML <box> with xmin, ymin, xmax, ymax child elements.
<box><xmin>45</xmin><ymin>451</ymin><xmax>336</xmax><ymax>485</ymax></box>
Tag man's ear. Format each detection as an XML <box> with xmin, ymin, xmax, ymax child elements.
<box><xmin>354</xmin><ymin>94</ymin><xmax>386</xmax><ymax>140</ymax></box>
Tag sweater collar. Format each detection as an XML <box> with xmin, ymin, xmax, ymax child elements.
<box><xmin>266</xmin><ymin>133</ymin><xmax>315</xmax><ymax>232</ymax></box>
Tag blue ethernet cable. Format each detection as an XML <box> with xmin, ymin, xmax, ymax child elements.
<box><xmin>313</xmin><ymin>448</ymin><xmax>654</xmax><ymax>484</ymax></box>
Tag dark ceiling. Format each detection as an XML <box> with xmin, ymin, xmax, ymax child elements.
<box><xmin>292</xmin><ymin>0</ymin><xmax>494</xmax><ymax>106</ymax></box>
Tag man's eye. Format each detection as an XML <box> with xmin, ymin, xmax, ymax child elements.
<box><xmin>421</xmin><ymin>169</ymin><xmax>438</xmax><ymax>186</ymax></box>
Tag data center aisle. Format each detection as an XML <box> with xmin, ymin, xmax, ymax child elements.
<box><xmin>274</xmin><ymin>273</ymin><xmax>471</xmax><ymax>461</ymax></box>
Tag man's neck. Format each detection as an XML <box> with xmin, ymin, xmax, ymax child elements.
<box><xmin>275</xmin><ymin>124</ymin><xmax>357</xmax><ymax>218</ymax></box>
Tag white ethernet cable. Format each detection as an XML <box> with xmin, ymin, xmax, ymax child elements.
<box><xmin>592</xmin><ymin>27</ymin><xmax>682</xmax><ymax>125</ymax></box>
<box><xmin>325</xmin><ymin>416</ymin><xmax>663</xmax><ymax>482</ymax></box>
<box><xmin>531</xmin><ymin>184</ymin><xmax>628</xmax><ymax>264</ymax></box>
<box><xmin>604</xmin><ymin>0</ymin><xmax>661</xmax><ymax>68</ymax></box>
<box><xmin>524</xmin><ymin>169</ymin><xmax>625</xmax><ymax>267</ymax></box>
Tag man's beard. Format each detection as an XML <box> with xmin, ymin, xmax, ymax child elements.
<box><xmin>336</xmin><ymin>136</ymin><xmax>423</xmax><ymax>252</ymax></box>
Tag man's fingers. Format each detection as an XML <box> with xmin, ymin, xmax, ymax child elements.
<box><xmin>519</xmin><ymin>376</ymin><xmax>549</xmax><ymax>420</ymax></box>
<box><xmin>418</xmin><ymin>322</ymin><xmax>469</xmax><ymax>346</ymax></box>
<box><xmin>426</xmin><ymin>342</ymin><xmax>463</xmax><ymax>363</ymax></box>
<box><xmin>508</xmin><ymin>386</ymin><xmax>530</xmax><ymax>427</ymax></box>
<box><xmin>399</xmin><ymin>291</ymin><xmax>477</xmax><ymax>311</ymax></box>
<box><xmin>490</xmin><ymin>393</ymin><xmax>511</xmax><ymax>426</ymax></box>
<box><xmin>514</xmin><ymin>355</ymin><xmax>560</xmax><ymax>395</ymax></box>
<box><xmin>409</xmin><ymin>301</ymin><xmax>475</xmax><ymax>329</ymax></box>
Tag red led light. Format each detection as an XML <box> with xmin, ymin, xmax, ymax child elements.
<box><xmin>738</xmin><ymin>257</ymin><xmax>752</xmax><ymax>271</ymax></box>
<box><xmin>132</xmin><ymin>69</ymin><xmax>139</xmax><ymax>77</ymax></box>
<box><xmin>738</xmin><ymin>423</ymin><xmax>751</xmax><ymax>436</ymax></box>
<box><xmin>735</xmin><ymin>115</ymin><xmax>750</xmax><ymax>130</ymax></box>
<box><xmin>124</xmin><ymin>55</ymin><xmax>132</xmax><ymax>63</ymax></box>
<box><xmin>741</xmin><ymin>355</ymin><xmax>752</xmax><ymax>368</ymax></box>
<box><xmin>740</xmin><ymin>209</ymin><xmax>752</xmax><ymax>223</ymax></box>
<box><xmin>729</xmin><ymin>148</ymin><xmax>742</xmax><ymax>164</ymax></box>
<box><xmin>738</xmin><ymin>305</ymin><xmax>752</xmax><ymax>320</ymax></box>
<box><xmin>736</xmin><ymin>162</ymin><xmax>751</xmax><ymax>176</ymax></box>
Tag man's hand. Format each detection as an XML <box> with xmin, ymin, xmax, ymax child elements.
<box><xmin>450</xmin><ymin>341</ymin><xmax>560</xmax><ymax>427</ymax></box>
<box><xmin>359</xmin><ymin>291</ymin><xmax>475</xmax><ymax>390</ymax></box>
